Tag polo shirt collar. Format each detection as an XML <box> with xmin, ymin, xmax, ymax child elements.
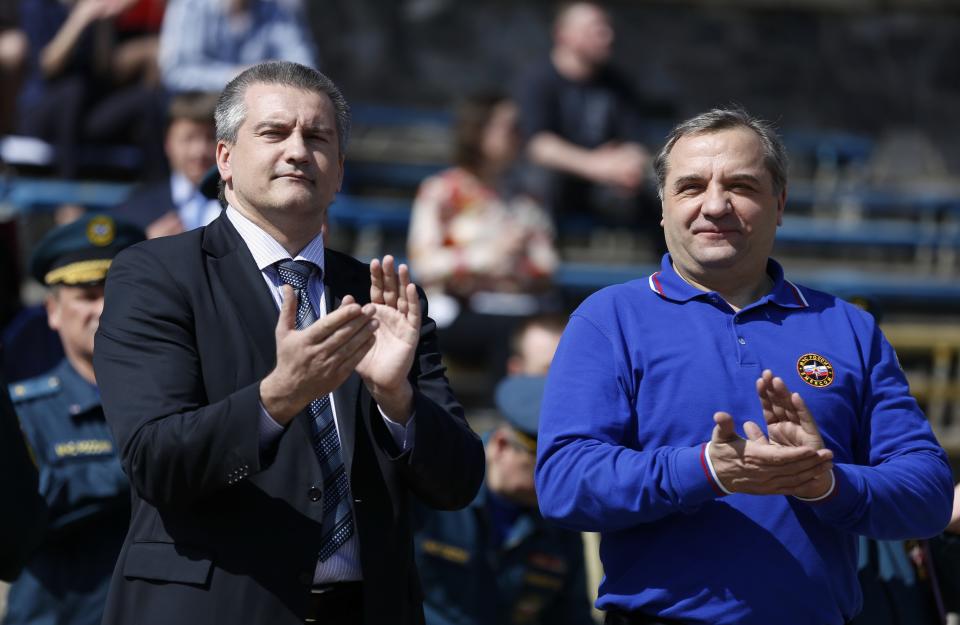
<box><xmin>648</xmin><ymin>253</ymin><xmax>808</xmax><ymax>309</ymax></box>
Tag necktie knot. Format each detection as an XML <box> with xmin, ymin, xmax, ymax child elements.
<box><xmin>276</xmin><ymin>259</ymin><xmax>318</xmax><ymax>290</ymax></box>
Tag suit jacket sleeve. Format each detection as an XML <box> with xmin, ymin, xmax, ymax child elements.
<box><xmin>94</xmin><ymin>244</ymin><xmax>263</xmax><ymax>508</ymax></box>
<box><xmin>389</xmin><ymin>286</ymin><xmax>485</xmax><ymax>511</ymax></box>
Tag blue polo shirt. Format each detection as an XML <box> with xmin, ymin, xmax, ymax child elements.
<box><xmin>536</xmin><ymin>254</ymin><xmax>953</xmax><ymax>625</ymax></box>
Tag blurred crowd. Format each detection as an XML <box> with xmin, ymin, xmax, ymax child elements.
<box><xmin>0</xmin><ymin>1</ymin><xmax>958</xmax><ymax>625</ymax></box>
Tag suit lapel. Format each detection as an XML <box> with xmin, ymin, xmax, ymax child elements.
<box><xmin>203</xmin><ymin>214</ymin><xmax>278</xmax><ymax>371</ymax></box>
<box><xmin>325</xmin><ymin>251</ymin><xmax>364</xmax><ymax>478</ymax></box>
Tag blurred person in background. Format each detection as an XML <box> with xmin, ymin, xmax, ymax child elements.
<box><xmin>2</xmin><ymin>214</ymin><xmax>143</xmax><ymax>625</ymax></box>
<box><xmin>0</xmin><ymin>0</ymin><xmax>27</xmax><ymax>135</ymax></box>
<box><xmin>415</xmin><ymin>370</ymin><xmax>593</xmax><ymax>625</ymax></box>
<box><xmin>408</xmin><ymin>93</ymin><xmax>559</xmax><ymax>385</ymax></box>
<box><xmin>158</xmin><ymin>0</ymin><xmax>316</xmax><ymax>94</ymax></box>
<box><xmin>17</xmin><ymin>0</ymin><xmax>165</xmax><ymax>178</ymax></box>
<box><xmin>505</xmin><ymin>313</ymin><xmax>566</xmax><ymax>377</ymax></box>
<box><xmin>2</xmin><ymin>203</ymin><xmax>95</xmax><ymax>384</ymax></box>
<box><xmin>931</xmin><ymin>484</ymin><xmax>960</xmax><ymax>622</ymax></box>
<box><xmin>850</xmin><ymin>537</ymin><xmax>942</xmax><ymax>625</ymax></box>
<box><xmin>515</xmin><ymin>1</ymin><xmax>660</xmax><ymax>241</ymax></box>
<box><xmin>113</xmin><ymin>91</ymin><xmax>221</xmax><ymax>238</ymax></box>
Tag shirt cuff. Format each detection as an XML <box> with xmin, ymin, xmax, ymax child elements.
<box><xmin>704</xmin><ymin>441</ymin><xmax>734</xmax><ymax>496</ymax></box>
<box><xmin>258</xmin><ymin>401</ymin><xmax>286</xmax><ymax>452</ymax></box>
<box><xmin>671</xmin><ymin>444</ymin><xmax>726</xmax><ymax>509</ymax></box>
<box><xmin>379</xmin><ymin>405</ymin><xmax>416</xmax><ymax>451</ymax></box>
<box><xmin>793</xmin><ymin>468</ymin><xmax>839</xmax><ymax>503</ymax></box>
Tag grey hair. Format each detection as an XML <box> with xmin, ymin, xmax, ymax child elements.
<box><xmin>653</xmin><ymin>107</ymin><xmax>787</xmax><ymax>200</ymax></box>
<box><xmin>215</xmin><ymin>61</ymin><xmax>350</xmax><ymax>153</ymax></box>
<box><xmin>214</xmin><ymin>61</ymin><xmax>351</xmax><ymax>206</ymax></box>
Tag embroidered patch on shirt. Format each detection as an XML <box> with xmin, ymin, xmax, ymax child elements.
<box><xmin>54</xmin><ymin>439</ymin><xmax>113</xmax><ymax>458</ymax></box>
<box><xmin>797</xmin><ymin>353</ymin><xmax>835</xmax><ymax>387</ymax></box>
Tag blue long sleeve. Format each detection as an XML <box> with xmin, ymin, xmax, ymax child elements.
<box><xmin>536</xmin><ymin>314</ymin><xmax>719</xmax><ymax>532</ymax></box>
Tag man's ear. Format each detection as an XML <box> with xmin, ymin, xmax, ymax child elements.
<box><xmin>216</xmin><ymin>141</ymin><xmax>233</xmax><ymax>187</ymax></box>
<box><xmin>336</xmin><ymin>154</ymin><xmax>345</xmax><ymax>193</ymax></box>
<box><xmin>44</xmin><ymin>292</ymin><xmax>61</xmax><ymax>332</ymax></box>
<box><xmin>487</xmin><ymin>427</ymin><xmax>510</xmax><ymax>459</ymax></box>
<box><xmin>776</xmin><ymin>187</ymin><xmax>787</xmax><ymax>226</ymax></box>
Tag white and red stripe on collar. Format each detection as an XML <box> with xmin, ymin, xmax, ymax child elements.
<box><xmin>647</xmin><ymin>270</ymin><xmax>809</xmax><ymax>308</ymax></box>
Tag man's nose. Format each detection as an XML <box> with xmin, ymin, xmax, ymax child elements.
<box><xmin>284</xmin><ymin>131</ymin><xmax>309</xmax><ymax>162</ymax></box>
<box><xmin>92</xmin><ymin>297</ymin><xmax>105</xmax><ymax>322</ymax></box>
<box><xmin>701</xmin><ymin>183</ymin><xmax>732</xmax><ymax>218</ymax></box>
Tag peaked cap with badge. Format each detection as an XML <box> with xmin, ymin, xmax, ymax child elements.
<box><xmin>494</xmin><ymin>375</ymin><xmax>547</xmax><ymax>454</ymax></box>
<box><xmin>5</xmin><ymin>213</ymin><xmax>140</xmax><ymax>625</ymax></box>
<box><xmin>30</xmin><ymin>214</ymin><xmax>145</xmax><ymax>287</ymax></box>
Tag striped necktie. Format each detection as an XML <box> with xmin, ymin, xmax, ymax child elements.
<box><xmin>275</xmin><ymin>259</ymin><xmax>355</xmax><ymax>562</ymax></box>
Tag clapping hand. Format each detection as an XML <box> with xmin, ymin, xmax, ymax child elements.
<box><xmin>354</xmin><ymin>255</ymin><xmax>421</xmax><ymax>423</ymax></box>
<box><xmin>708</xmin><ymin>370</ymin><xmax>834</xmax><ymax>498</ymax></box>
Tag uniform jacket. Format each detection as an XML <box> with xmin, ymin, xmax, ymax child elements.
<box><xmin>0</xmin><ymin>363</ymin><xmax>45</xmax><ymax>582</ymax></box>
<box><xmin>414</xmin><ymin>483</ymin><xmax>592</xmax><ymax>625</ymax></box>
<box><xmin>4</xmin><ymin>359</ymin><xmax>129</xmax><ymax>625</ymax></box>
<box><xmin>93</xmin><ymin>213</ymin><xmax>485</xmax><ymax>625</ymax></box>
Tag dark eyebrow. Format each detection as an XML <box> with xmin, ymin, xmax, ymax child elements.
<box><xmin>303</xmin><ymin>125</ymin><xmax>336</xmax><ymax>137</ymax></box>
<box><xmin>253</xmin><ymin>120</ymin><xmax>291</xmax><ymax>133</ymax></box>
<box><xmin>672</xmin><ymin>175</ymin><xmax>706</xmax><ymax>192</ymax></box>
<box><xmin>726</xmin><ymin>174</ymin><xmax>763</xmax><ymax>187</ymax></box>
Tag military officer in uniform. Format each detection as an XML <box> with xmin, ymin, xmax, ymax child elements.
<box><xmin>3</xmin><ymin>215</ymin><xmax>144</xmax><ymax>625</ymax></box>
<box><xmin>414</xmin><ymin>375</ymin><xmax>594</xmax><ymax>625</ymax></box>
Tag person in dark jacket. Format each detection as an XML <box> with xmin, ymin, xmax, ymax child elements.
<box><xmin>3</xmin><ymin>214</ymin><xmax>143</xmax><ymax>625</ymax></box>
<box><xmin>415</xmin><ymin>375</ymin><xmax>593</xmax><ymax>625</ymax></box>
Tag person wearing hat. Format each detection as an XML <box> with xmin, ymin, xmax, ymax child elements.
<box><xmin>414</xmin><ymin>375</ymin><xmax>593</xmax><ymax>625</ymax></box>
<box><xmin>3</xmin><ymin>214</ymin><xmax>144</xmax><ymax>625</ymax></box>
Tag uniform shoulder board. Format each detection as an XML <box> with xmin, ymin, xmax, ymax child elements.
<box><xmin>8</xmin><ymin>375</ymin><xmax>61</xmax><ymax>403</ymax></box>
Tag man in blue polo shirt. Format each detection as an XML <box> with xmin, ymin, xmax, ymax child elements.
<box><xmin>535</xmin><ymin>107</ymin><xmax>954</xmax><ymax>625</ymax></box>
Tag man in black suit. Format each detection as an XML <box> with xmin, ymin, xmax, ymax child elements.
<box><xmin>112</xmin><ymin>92</ymin><xmax>221</xmax><ymax>238</ymax></box>
<box><xmin>93</xmin><ymin>61</ymin><xmax>485</xmax><ymax>625</ymax></box>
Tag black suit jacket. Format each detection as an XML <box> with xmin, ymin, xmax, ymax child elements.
<box><xmin>110</xmin><ymin>178</ymin><xmax>176</xmax><ymax>230</ymax></box>
<box><xmin>93</xmin><ymin>214</ymin><xmax>485</xmax><ymax>625</ymax></box>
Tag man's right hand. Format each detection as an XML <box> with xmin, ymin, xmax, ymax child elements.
<box><xmin>259</xmin><ymin>286</ymin><xmax>377</xmax><ymax>425</ymax></box>
<box><xmin>708</xmin><ymin>411</ymin><xmax>834</xmax><ymax>496</ymax></box>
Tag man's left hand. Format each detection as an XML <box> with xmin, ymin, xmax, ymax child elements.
<box><xmin>756</xmin><ymin>370</ymin><xmax>826</xmax><ymax>451</ymax></box>
<box><xmin>754</xmin><ymin>370</ymin><xmax>833</xmax><ymax>499</ymax></box>
<box><xmin>355</xmin><ymin>255</ymin><xmax>421</xmax><ymax>424</ymax></box>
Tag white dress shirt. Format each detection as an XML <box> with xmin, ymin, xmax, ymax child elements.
<box><xmin>171</xmin><ymin>172</ymin><xmax>222</xmax><ymax>231</ymax></box>
<box><xmin>226</xmin><ymin>205</ymin><xmax>415</xmax><ymax>583</ymax></box>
